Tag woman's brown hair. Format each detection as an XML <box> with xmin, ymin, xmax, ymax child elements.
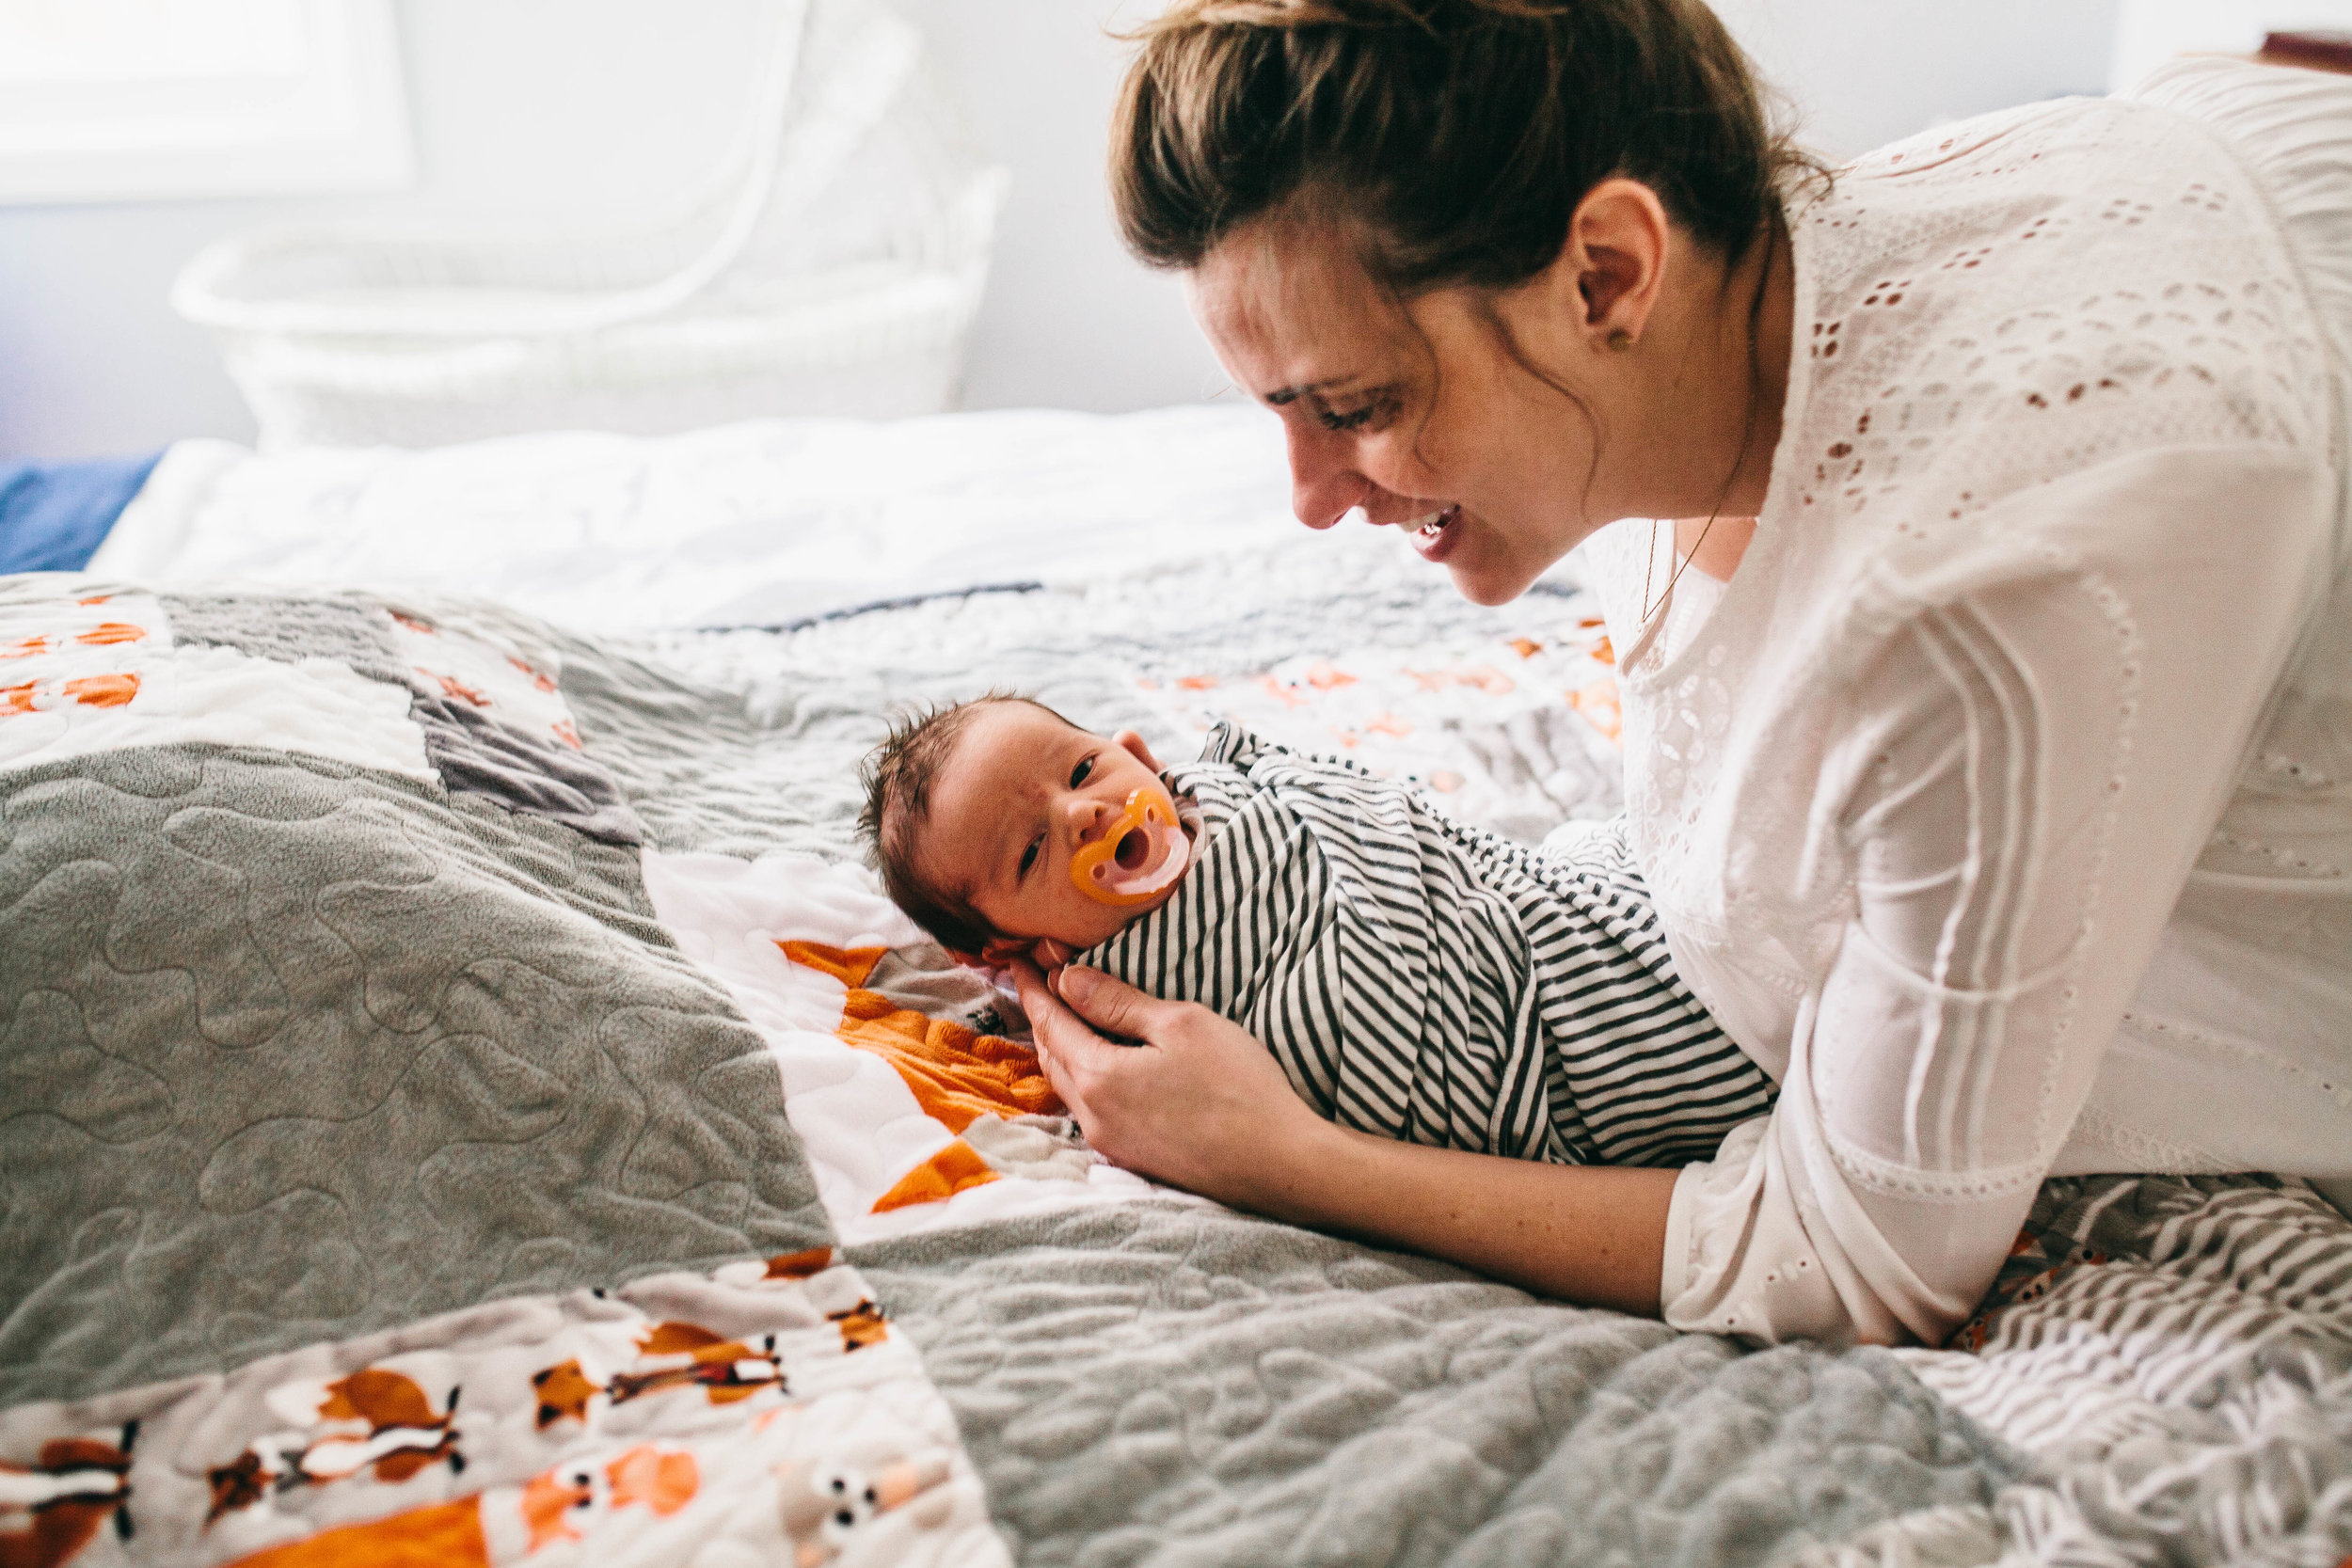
<box><xmin>1110</xmin><ymin>0</ymin><xmax>1810</xmax><ymax>289</ymax></box>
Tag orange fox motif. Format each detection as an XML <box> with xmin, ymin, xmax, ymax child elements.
<box><xmin>72</xmin><ymin>624</ymin><xmax>144</xmax><ymax>648</ymax></box>
<box><xmin>421</xmin><ymin>670</ymin><xmax>491</xmax><ymax>707</ymax></box>
<box><xmin>828</xmin><ymin>1302</ymin><xmax>888</xmax><ymax>1354</ymax></box>
<box><xmin>0</xmin><ymin>673</ymin><xmax>141</xmax><ymax>718</ymax></box>
<box><xmin>206</xmin><ymin>1370</ymin><xmax>463</xmax><ymax>1522</ymax></box>
<box><xmin>779</xmin><ymin>943</ymin><xmax>1059</xmax><ymax>1135</ymax></box>
<box><xmin>532</xmin><ymin>1323</ymin><xmax>788</xmax><ymax>1430</ymax></box>
<box><xmin>519</xmin><ymin>1446</ymin><xmax>698</xmax><ymax>1553</ymax></box>
<box><xmin>0</xmin><ymin>1425</ymin><xmax>135</xmax><ymax>1568</ymax></box>
<box><xmin>59</xmin><ymin>674</ymin><xmax>136</xmax><ymax>710</ymax></box>
<box><xmin>763</xmin><ymin>1247</ymin><xmax>835</xmax><ymax>1280</ymax></box>
<box><xmin>221</xmin><ymin>1445</ymin><xmax>700</xmax><ymax>1568</ymax></box>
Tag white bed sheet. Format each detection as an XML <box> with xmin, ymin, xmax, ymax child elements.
<box><xmin>95</xmin><ymin>404</ymin><xmax>1305</xmax><ymax>635</ymax></box>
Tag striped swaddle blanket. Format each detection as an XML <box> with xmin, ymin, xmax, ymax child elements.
<box><xmin>1080</xmin><ymin>724</ymin><xmax>1775</xmax><ymax>1166</ymax></box>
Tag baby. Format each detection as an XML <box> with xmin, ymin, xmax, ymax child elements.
<box><xmin>859</xmin><ymin>695</ymin><xmax>1773</xmax><ymax>1169</ymax></box>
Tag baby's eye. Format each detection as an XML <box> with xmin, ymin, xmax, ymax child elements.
<box><xmin>1069</xmin><ymin>755</ymin><xmax>1094</xmax><ymax>788</ymax></box>
<box><xmin>1018</xmin><ymin>837</ymin><xmax>1041</xmax><ymax>877</ymax></box>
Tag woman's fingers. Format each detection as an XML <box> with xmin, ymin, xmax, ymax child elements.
<box><xmin>1048</xmin><ymin>966</ymin><xmax>1168</xmax><ymax>1043</ymax></box>
<box><xmin>1009</xmin><ymin>962</ymin><xmax>1323</xmax><ymax>1200</ymax></box>
<box><xmin>1009</xmin><ymin>959</ymin><xmax>1110</xmax><ymax>1122</ymax></box>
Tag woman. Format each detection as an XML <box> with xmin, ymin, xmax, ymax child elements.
<box><xmin>1014</xmin><ymin>0</ymin><xmax>2352</xmax><ymax>1347</ymax></box>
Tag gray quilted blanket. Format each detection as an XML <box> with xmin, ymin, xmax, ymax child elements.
<box><xmin>0</xmin><ymin>538</ymin><xmax>2345</xmax><ymax>1567</ymax></box>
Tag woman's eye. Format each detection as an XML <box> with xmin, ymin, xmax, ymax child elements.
<box><xmin>1019</xmin><ymin>838</ymin><xmax>1041</xmax><ymax>877</ymax></box>
<box><xmin>1069</xmin><ymin>755</ymin><xmax>1094</xmax><ymax>788</ymax></box>
<box><xmin>1317</xmin><ymin>400</ymin><xmax>1387</xmax><ymax>433</ymax></box>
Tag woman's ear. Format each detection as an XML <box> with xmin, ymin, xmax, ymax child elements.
<box><xmin>1113</xmin><ymin>728</ymin><xmax>1163</xmax><ymax>772</ymax></box>
<box><xmin>1559</xmin><ymin>177</ymin><xmax>1672</xmax><ymax>348</ymax></box>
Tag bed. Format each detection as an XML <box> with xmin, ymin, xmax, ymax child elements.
<box><xmin>3</xmin><ymin>406</ymin><xmax>2347</xmax><ymax>1567</ymax></box>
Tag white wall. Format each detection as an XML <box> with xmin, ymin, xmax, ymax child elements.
<box><xmin>2110</xmin><ymin>1</ymin><xmax>2352</xmax><ymax>89</ymax></box>
<box><xmin>1719</xmin><ymin>0</ymin><xmax>2119</xmax><ymax>157</ymax></box>
<box><xmin>1</xmin><ymin>0</ymin><xmax>2128</xmax><ymax>460</ymax></box>
<box><xmin>892</xmin><ymin>0</ymin><xmax>1226</xmax><ymax>414</ymax></box>
<box><xmin>0</xmin><ymin>0</ymin><xmax>775</xmax><ymax>459</ymax></box>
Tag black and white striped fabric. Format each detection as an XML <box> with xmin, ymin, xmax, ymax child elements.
<box><xmin>1079</xmin><ymin>724</ymin><xmax>1775</xmax><ymax>1167</ymax></box>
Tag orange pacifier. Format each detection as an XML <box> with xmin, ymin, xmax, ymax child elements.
<box><xmin>1071</xmin><ymin>784</ymin><xmax>1189</xmax><ymax>907</ymax></box>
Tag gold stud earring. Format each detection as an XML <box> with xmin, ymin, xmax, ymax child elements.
<box><xmin>1608</xmin><ymin>329</ymin><xmax>1636</xmax><ymax>353</ymax></box>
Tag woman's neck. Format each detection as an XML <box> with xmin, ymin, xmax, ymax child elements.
<box><xmin>1676</xmin><ymin>514</ymin><xmax>1756</xmax><ymax>581</ymax></box>
<box><xmin>1664</xmin><ymin>217</ymin><xmax>1794</xmax><ymax>582</ymax></box>
<box><xmin>1725</xmin><ymin>216</ymin><xmax>1795</xmax><ymax>518</ymax></box>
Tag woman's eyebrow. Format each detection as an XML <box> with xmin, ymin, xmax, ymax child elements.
<box><xmin>1263</xmin><ymin>376</ymin><xmax>1358</xmax><ymax>406</ymax></box>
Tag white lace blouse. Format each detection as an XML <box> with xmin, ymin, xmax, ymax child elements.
<box><xmin>1578</xmin><ymin>57</ymin><xmax>2352</xmax><ymax>1348</ymax></box>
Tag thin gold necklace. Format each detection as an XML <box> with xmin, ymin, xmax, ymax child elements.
<box><xmin>1640</xmin><ymin>508</ymin><xmax>1722</xmax><ymax>626</ymax></box>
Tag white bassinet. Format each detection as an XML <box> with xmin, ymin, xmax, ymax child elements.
<box><xmin>172</xmin><ymin>0</ymin><xmax>1006</xmax><ymax>451</ymax></box>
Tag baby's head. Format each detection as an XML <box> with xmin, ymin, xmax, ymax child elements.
<box><xmin>860</xmin><ymin>695</ymin><xmax>1183</xmax><ymax>967</ymax></box>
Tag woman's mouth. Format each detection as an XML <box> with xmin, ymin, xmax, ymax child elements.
<box><xmin>1407</xmin><ymin>505</ymin><xmax>1463</xmax><ymax>562</ymax></box>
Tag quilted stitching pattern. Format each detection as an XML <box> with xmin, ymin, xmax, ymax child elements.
<box><xmin>0</xmin><ymin>1254</ymin><xmax>1009</xmax><ymax>1566</ymax></box>
<box><xmin>853</xmin><ymin>1203</ymin><xmax>2022</xmax><ymax>1567</ymax></box>
<box><xmin>562</xmin><ymin>535</ymin><xmax>1622</xmax><ymax>865</ymax></box>
<box><xmin>0</xmin><ymin>743</ymin><xmax>828</xmax><ymax>1406</ymax></box>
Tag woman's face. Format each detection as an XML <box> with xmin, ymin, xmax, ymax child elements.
<box><xmin>1186</xmin><ymin>217</ymin><xmax>1621</xmax><ymax>607</ymax></box>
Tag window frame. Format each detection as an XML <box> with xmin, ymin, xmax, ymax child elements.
<box><xmin>0</xmin><ymin>0</ymin><xmax>411</xmax><ymax>205</ymax></box>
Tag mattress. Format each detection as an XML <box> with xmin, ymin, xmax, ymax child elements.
<box><xmin>89</xmin><ymin>407</ymin><xmax>1309</xmax><ymax>635</ymax></box>
<box><xmin>5</xmin><ymin>409</ymin><xmax>2348</xmax><ymax>1566</ymax></box>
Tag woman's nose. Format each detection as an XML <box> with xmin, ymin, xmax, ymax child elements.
<box><xmin>1285</xmin><ymin>420</ymin><xmax>1365</xmax><ymax>531</ymax></box>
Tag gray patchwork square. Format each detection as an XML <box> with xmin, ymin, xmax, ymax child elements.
<box><xmin>854</xmin><ymin>1203</ymin><xmax>2026</xmax><ymax>1568</ymax></box>
<box><xmin>411</xmin><ymin>691</ymin><xmax>645</xmax><ymax>847</ymax></box>
<box><xmin>0</xmin><ymin>743</ymin><xmax>830</xmax><ymax>1407</ymax></box>
<box><xmin>158</xmin><ymin>592</ymin><xmax>407</xmax><ymax>688</ymax></box>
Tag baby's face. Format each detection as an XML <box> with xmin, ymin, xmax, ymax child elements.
<box><xmin>916</xmin><ymin>703</ymin><xmax>1184</xmax><ymax>960</ymax></box>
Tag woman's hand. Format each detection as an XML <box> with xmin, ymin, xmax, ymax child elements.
<box><xmin>1009</xmin><ymin>961</ymin><xmax>1333</xmax><ymax>1209</ymax></box>
<box><xmin>1012</xmin><ymin>958</ymin><xmax>1677</xmax><ymax>1316</ymax></box>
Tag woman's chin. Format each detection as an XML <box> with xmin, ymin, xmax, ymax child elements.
<box><xmin>1446</xmin><ymin>555</ymin><xmax>1541</xmax><ymax>607</ymax></box>
<box><xmin>1412</xmin><ymin>514</ymin><xmax>1546</xmax><ymax>605</ymax></box>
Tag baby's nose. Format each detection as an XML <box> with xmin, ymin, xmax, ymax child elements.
<box><xmin>1070</xmin><ymin>797</ymin><xmax>1114</xmax><ymax>845</ymax></box>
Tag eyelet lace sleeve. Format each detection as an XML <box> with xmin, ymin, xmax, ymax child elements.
<box><xmin>1658</xmin><ymin>445</ymin><xmax>2333</xmax><ymax>1346</ymax></box>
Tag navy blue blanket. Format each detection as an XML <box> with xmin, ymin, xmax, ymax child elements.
<box><xmin>0</xmin><ymin>451</ymin><xmax>162</xmax><ymax>573</ymax></box>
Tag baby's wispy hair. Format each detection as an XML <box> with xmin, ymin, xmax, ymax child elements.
<box><xmin>857</xmin><ymin>691</ymin><xmax>1073</xmax><ymax>955</ymax></box>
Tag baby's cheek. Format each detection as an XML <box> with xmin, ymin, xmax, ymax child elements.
<box><xmin>1058</xmin><ymin>889</ymin><xmax>1141</xmax><ymax>955</ymax></box>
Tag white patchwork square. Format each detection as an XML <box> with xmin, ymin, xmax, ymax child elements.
<box><xmin>641</xmin><ymin>849</ymin><xmax>1165</xmax><ymax>1241</ymax></box>
<box><xmin>0</xmin><ymin>591</ymin><xmax>431</xmax><ymax>779</ymax></box>
<box><xmin>385</xmin><ymin>609</ymin><xmax>584</xmax><ymax>752</ymax></box>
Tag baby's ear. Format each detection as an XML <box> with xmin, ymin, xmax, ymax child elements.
<box><xmin>1113</xmin><ymin>728</ymin><xmax>1162</xmax><ymax>773</ymax></box>
<box><xmin>977</xmin><ymin>936</ymin><xmax>1033</xmax><ymax>970</ymax></box>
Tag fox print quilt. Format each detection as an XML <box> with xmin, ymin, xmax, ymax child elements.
<box><xmin>1</xmin><ymin>548</ymin><xmax>2345</xmax><ymax>1568</ymax></box>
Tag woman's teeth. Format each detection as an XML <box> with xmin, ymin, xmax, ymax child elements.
<box><xmin>1405</xmin><ymin>504</ymin><xmax>1464</xmax><ymax>561</ymax></box>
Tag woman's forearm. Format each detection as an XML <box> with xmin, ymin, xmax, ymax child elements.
<box><xmin>1013</xmin><ymin>960</ymin><xmax>1677</xmax><ymax>1316</ymax></box>
<box><xmin>1247</xmin><ymin>1120</ymin><xmax>1677</xmax><ymax>1316</ymax></box>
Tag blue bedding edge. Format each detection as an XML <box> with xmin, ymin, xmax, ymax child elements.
<box><xmin>0</xmin><ymin>451</ymin><xmax>165</xmax><ymax>574</ymax></box>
